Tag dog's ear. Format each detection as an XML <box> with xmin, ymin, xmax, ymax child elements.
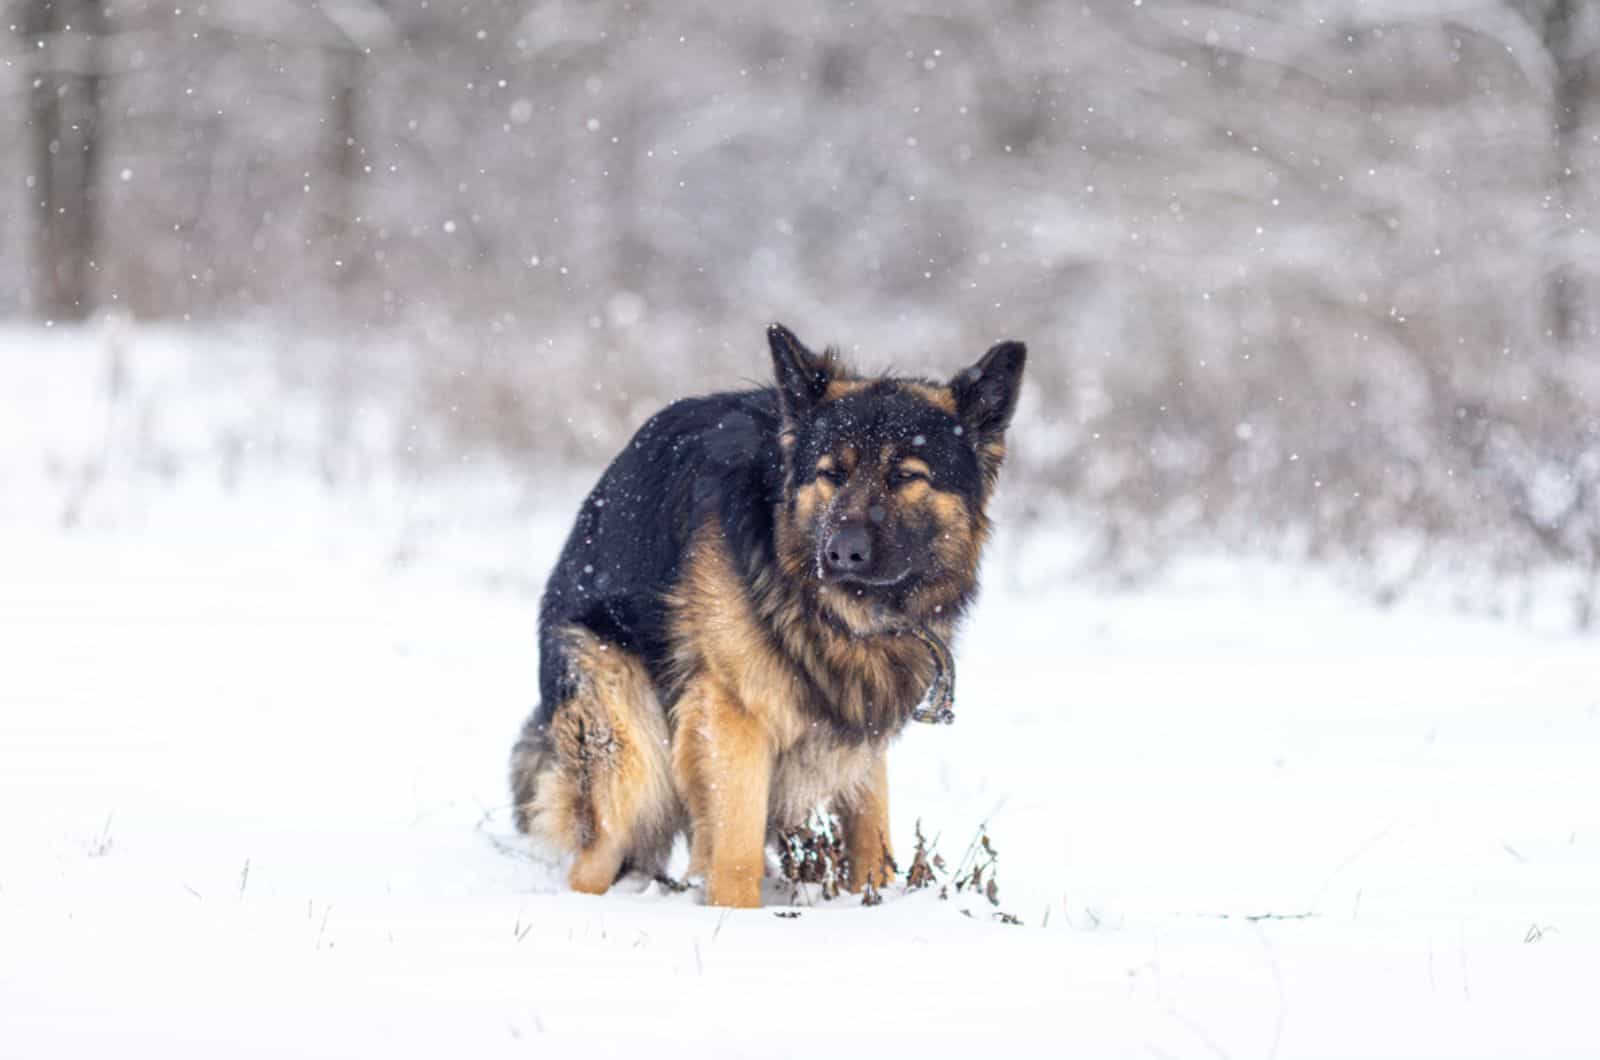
<box><xmin>952</xmin><ymin>341</ymin><xmax>1026</xmax><ymax>490</ymax></box>
<box><xmin>952</xmin><ymin>341</ymin><xmax>1026</xmax><ymax>440</ymax></box>
<box><xmin>768</xmin><ymin>323</ymin><xmax>833</xmax><ymax>420</ymax></box>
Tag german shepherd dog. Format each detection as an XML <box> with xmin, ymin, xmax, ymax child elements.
<box><xmin>509</xmin><ymin>324</ymin><xmax>1025</xmax><ymax>907</ymax></box>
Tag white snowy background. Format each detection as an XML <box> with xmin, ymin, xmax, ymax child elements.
<box><xmin>2</xmin><ymin>326</ymin><xmax>1597</xmax><ymax>1058</ymax></box>
<box><xmin>4</xmin><ymin>2</ymin><xmax>1600</xmax><ymax>1056</ymax></box>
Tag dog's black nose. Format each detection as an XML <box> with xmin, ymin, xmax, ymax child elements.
<box><xmin>823</xmin><ymin>523</ymin><xmax>873</xmax><ymax>577</ymax></box>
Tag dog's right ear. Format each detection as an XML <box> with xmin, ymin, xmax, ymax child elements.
<box><xmin>768</xmin><ymin>323</ymin><xmax>832</xmax><ymax>420</ymax></box>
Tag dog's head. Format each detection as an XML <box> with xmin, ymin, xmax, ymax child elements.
<box><xmin>768</xmin><ymin>323</ymin><xmax>1025</xmax><ymax>635</ymax></box>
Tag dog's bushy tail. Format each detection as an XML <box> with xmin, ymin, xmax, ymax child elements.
<box><xmin>508</xmin><ymin>712</ymin><xmax>549</xmax><ymax>834</ymax></box>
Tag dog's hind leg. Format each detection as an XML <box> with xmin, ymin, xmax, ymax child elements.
<box><xmin>510</xmin><ymin>627</ymin><xmax>675</xmax><ymax>895</ymax></box>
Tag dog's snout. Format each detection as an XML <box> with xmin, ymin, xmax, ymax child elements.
<box><xmin>823</xmin><ymin>523</ymin><xmax>873</xmax><ymax>576</ymax></box>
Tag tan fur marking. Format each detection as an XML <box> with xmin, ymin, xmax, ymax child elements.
<box><xmin>926</xmin><ymin>490</ymin><xmax>979</xmax><ymax>570</ymax></box>
<box><xmin>569</xmin><ymin>837</ymin><xmax>626</xmax><ymax>895</ymax></box>
<box><xmin>807</xmin><ymin>456</ymin><xmax>840</xmax><ymax>506</ymax></box>
<box><xmin>524</xmin><ymin>628</ymin><xmax>675</xmax><ymax>895</ymax></box>
<box><xmin>908</xmin><ymin>383</ymin><xmax>958</xmax><ymax>415</ymax></box>
<box><xmin>671</xmin><ymin>526</ymin><xmax>809</xmax><ymax>748</ymax></box>
<box><xmin>814</xmin><ymin>584</ymin><xmax>895</xmax><ymax>638</ymax></box>
<box><xmin>898</xmin><ymin>457</ymin><xmax>932</xmax><ymax>479</ymax></box>
<box><xmin>897</xmin><ymin>478</ymin><xmax>931</xmax><ymax>503</ymax></box>
<box><xmin>826</xmin><ymin>379</ymin><xmax>954</xmax><ymax>415</ymax></box>
<box><xmin>979</xmin><ymin>440</ymin><xmax>1008</xmax><ymax>494</ymax></box>
<box><xmin>795</xmin><ymin>480</ymin><xmax>827</xmax><ymax>525</ymax></box>
<box><xmin>841</xmin><ymin>752</ymin><xmax>895</xmax><ymax>892</ymax></box>
<box><xmin>672</xmin><ymin>676</ymin><xmax>775</xmax><ymax>908</ymax></box>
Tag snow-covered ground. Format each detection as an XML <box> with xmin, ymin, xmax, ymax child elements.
<box><xmin>1</xmin><ymin>329</ymin><xmax>1597</xmax><ymax>1057</ymax></box>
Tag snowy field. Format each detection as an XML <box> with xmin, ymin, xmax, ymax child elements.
<box><xmin>2</xmin><ymin>330</ymin><xmax>1597</xmax><ymax>1057</ymax></box>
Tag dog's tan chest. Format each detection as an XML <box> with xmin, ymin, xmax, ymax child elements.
<box><xmin>767</xmin><ymin>729</ymin><xmax>883</xmax><ymax>830</ymax></box>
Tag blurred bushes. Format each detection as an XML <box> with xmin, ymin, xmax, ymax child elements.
<box><xmin>5</xmin><ymin>1</ymin><xmax>1600</xmax><ymax>613</ymax></box>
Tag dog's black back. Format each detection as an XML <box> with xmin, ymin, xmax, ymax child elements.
<box><xmin>535</xmin><ymin>389</ymin><xmax>784</xmax><ymax>725</ymax></box>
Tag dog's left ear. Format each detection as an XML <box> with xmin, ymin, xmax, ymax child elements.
<box><xmin>952</xmin><ymin>341</ymin><xmax>1026</xmax><ymax>441</ymax></box>
<box><xmin>952</xmin><ymin>341</ymin><xmax>1025</xmax><ymax>491</ymax></box>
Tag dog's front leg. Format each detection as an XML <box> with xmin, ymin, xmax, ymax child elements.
<box><xmin>674</xmin><ymin>679</ymin><xmax>774</xmax><ymax>909</ymax></box>
<box><xmin>842</xmin><ymin>751</ymin><xmax>896</xmax><ymax>892</ymax></box>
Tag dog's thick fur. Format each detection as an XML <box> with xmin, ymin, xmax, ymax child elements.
<box><xmin>509</xmin><ymin>324</ymin><xmax>1025</xmax><ymax>907</ymax></box>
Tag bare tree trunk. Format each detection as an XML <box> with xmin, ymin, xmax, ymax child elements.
<box><xmin>24</xmin><ymin>0</ymin><xmax>65</xmax><ymax>318</ymax></box>
<box><xmin>1543</xmin><ymin>0</ymin><xmax>1594</xmax><ymax>348</ymax></box>
<box><xmin>68</xmin><ymin>0</ymin><xmax>107</xmax><ymax>316</ymax></box>
<box><xmin>609</xmin><ymin>87</ymin><xmax>652</xmax><ymax>299</ymax></box>
<box><xmin>323</xmin><ymin>45</ymin><xmax>364</xmax><ymax>299</ymax></box>
<box><xmin>23</xmin><ymin>0</ymin><xmax>105</xmax><ymax>321</ymax></box>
